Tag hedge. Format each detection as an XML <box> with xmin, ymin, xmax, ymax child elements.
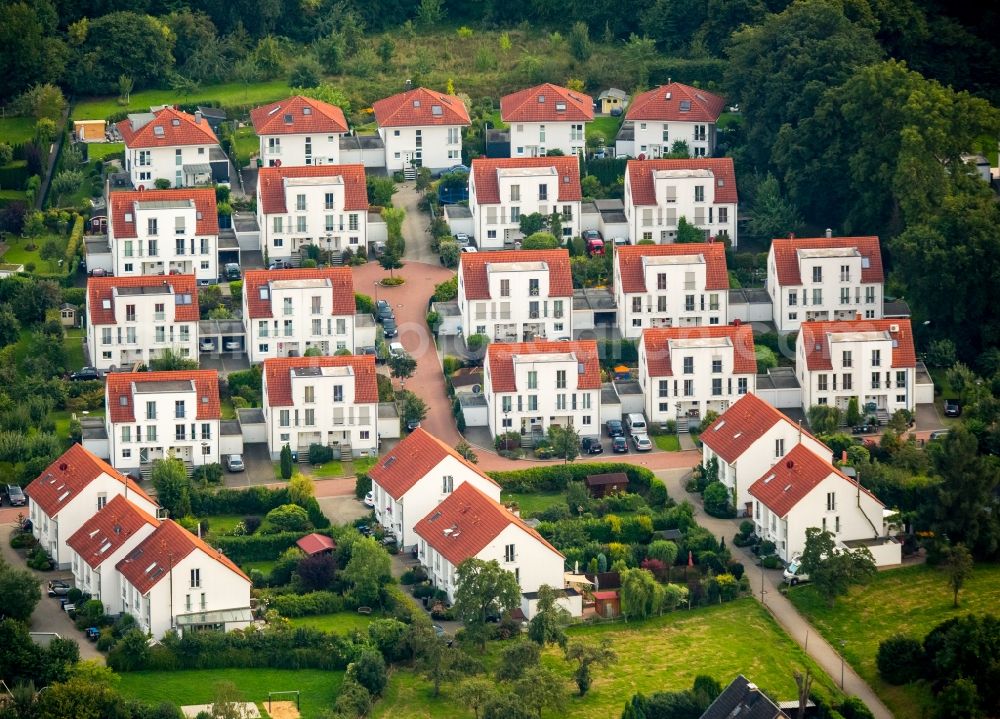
<box><xmin>268</xmin><ymin>591</ymin><xmax>346</xmax><ymax>618</ymax></box>
<box><xmin>65</xmin><ymin>214</ymin><xmax>83</xmax><ymax>267</ymax></box>
<box><xmin>487</xmin><ymin>462</ymin><xmax>655</xmax><ymax>494</ymax></box>
<box><xmin>212</xmin><ymin>530</ymin><xmax>326</xmax><ymax>564</ymax></box>
<box><xmin>0</xmin><ymin>160</ymin><xmax>30</xmax><ymax>190</ymax></box>
<box><xmin>190</xmin><ymin>485</ymin><xmax>329</xmax><ymax>529</ymax></box>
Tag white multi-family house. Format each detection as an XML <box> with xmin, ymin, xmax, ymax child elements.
<box><xmin>701</xmin><ymin>393</ymin><xmax>832</xmax><ymax>514</ymax></box>
<box><xmin>767</xmin><ymin>236</ymin><xmax>885</xmax><ymax>333</ymax></box>
<box><xmin>66</xmin><ymin>494</ymin><xmax>160</xmax><ymax>609</ymax></box>
<box><xmin>86</xmin><ymin>275</ymin><xmax>199</xmax><ymax>370</ymax></box>
<box><xmin>457</xmin><ymin>249</ymin><xmax>573</xmax><ymax>341</ymax></box>
<box><xmin>749</xmin><ymin>443</ymin><xmax>888</xmax><ymax>563</ymax></box>
<box><xmin>484</xmin><ymin>340</ymin><xmax>602</xmax><ymax>440</ymax></box>
<box><xmin>796</xmin><ymin>318</ymin><xmax>917</xmax><ymax>419</ymax></box>
<box><xmin>117</xmin><ymin>107</ymin><xmax>224</xmax><ymax>189</ymax></box>
<box><xmin>469</xmin><ymin>157</ymin><xmax>582</xmax><ymax>248</ymax></box>
<box><xmin>256</xmin><ymin>164</ymin><xmax>369</xmax><ymax>263</ymax></box>
<box><xmin>372</xmin><ymin>87</ymin><xmax>470</xmax><ymax>172</ymax></box>
<box><xmin>261</xmin><ymin>354</ymin><xmax>379</xmax><ymax>460</ymax></box>
<box><xmin>26</xmin><ymin>444</ymin><xmax>158</xmax><ymax>569</ymax></box>
<box><xmin>251</xmin><ymin>95</ymin><xmax>349</xmax><ymax>168</ymax></box>
<box><xmin>414</xmin><ymin>482</ymin><xmax>571</xmax><ymax>617</ymax></box>
<box><xmin>624</xmin><ymin>158</ymin><xmax>739</xmax><ymax>246</ymax></box>
<box><xmin>368</xmin><ymin>427</ymin><xmax>503</xmax><ymax>550</ymax></box>
<box><xmin>614</xmin><ymin>241</ymin><xmax>729</xmax><ymax>338</ymax></box>
<box><xmin>500</xmin><ymin>83</ymin><xmax>593</xmax><ymax>158</ymax></box>
<box><xmin>108</xmin><ymin>188</ymin><xmax>219</xmax><ymax>283</ymax></box>
<box><xmin>104</xmin><ymin>370</ymin><xmax>221</xmax><ymax>474</ymax></box>
<box><xmin>242</xmin><ymin>268</ymin><xmax>357</xmax><ymax>363</ymax></box>
<box><xmin>116</xmin><ymin>519</ymin><xmax>252</xmax><ymax>638</ymax></box>
<box><xmin>638</xmin><ymin>325</ymin><xmax>757</xmax><ymax>426</ymax></box>
<box><xmin>617</xmin><ymin>83</ymin><xmax>725</xmax><ymax>158</ymax></box>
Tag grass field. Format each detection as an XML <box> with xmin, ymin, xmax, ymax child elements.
<box><xmin>0</xmin><ymin>116</ymin><xmax>36</xmax><ymax>145</ymax></box>
<box><xmin>233</xmin><ymin>126</ymin><xmax>259</xmax><ymax>167</ymax></box>
<box><xmin>1</xmin><ymin>233</ymin><xmax>68</xmax><ymax>269</ymax></box>
<box><xmin>788</xmin><ymin>562</ymin><xmax>1000</xmax><ymax>718</ymax></box>
<box><xmin>0</xmin><ymin>189</ymin><xmax>28</xmax><ymax>203</ymax></box>
<box><xmin>64</xmin><ymin>327</ymin><xmax>85</xmax><ymax>369</ymax></box>
<box><xmin>117</xmin><ymin>668</ymin><xmax>343</xmax><ymax>719</ymax></box>
<box><xmin>310</xmin><ymin>459</ymin><xmax>344</xmax><ymax>478</ymax></box>
<box><xmin>290</xmin><ymin>611</ymin><xmax>380</xmax><ymax>634</ymax></box>
<box><xmin>375</xmin><ymin>599</ymin><xmax>842</xmax><ymax>718</ymax></box>
<box><xmin>220</xmin><ymin>397</ymin><xmax>237</xmax><ymax>420</ymax></box>
<box><xmin>202</xmin><ymin>514</ymin><xmax>247</xmax><ymax>537</ymax></box>
<box><xmin>347</xmin><ymin>456</ymin><xmax>378</xmax><ymax>475</ymax></box>
<box><xmin>501</xmin><ymin>491</ymin><xmax>565</xmax><ymax>517</ymax></box>
<box><xmin>587</xmin><ymin>116</ymin><xmax>622</xmax><ymax>146</ymax></box>
<box><xmin>73</xmin><ymin>80</ymin><xmax>292</xmax><ymax>121</ymax></box>
<box><xmin>653</xmin><ymin>434</ymin><xmax>681</xmax><ymax>451</ymax></box>
<box><xmin>241</xmin><ymin>559</ymin><xmax>277</xmax><ymax>575</ymax></box>
<box><xmin>86</xmin><ymin>142</ymin><xmax>124</xmax><ymax>164</ymax></box>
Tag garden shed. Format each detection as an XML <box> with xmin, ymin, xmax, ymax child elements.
<box><xmin>296</xmin><ymin>533</ymin><xmax>336</xmax><ymax>556</ymax></box>
<box><xmin>585</xmin><ymin>472</ymin><xmax>629</xmax><ymax>498</ymax></box>
<box><xmin>592</xmin><ymin>590</ymin><xmax>620</xmax><ymax>619</ymax></box>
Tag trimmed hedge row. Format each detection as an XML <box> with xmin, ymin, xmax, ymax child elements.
<box><xmin>190</xmin><ymin>485</ymin><xmax>329</xmax><ymax>529</ymax></box>
<box><xmin>65</xmin><ymin>214</ymin><xmax>83</xmax><ymax>267</ymax></box>
<box><xmin>268</xmin><ymin>591</ymin><xmax>346</xmax><ymax>618</ymax></box>
<box><xmin>212</xmin><ymin>530</ymin><xmax>328</xmax><ymax>564</ymax></box>
<box><xmin>0</xmin><ymin>160</ymin><xmax>30</xmax><ymax>191</ymax></box>
<box><xmin>487</xmin><ymin>462</ymin><xmax>655</xmax><ymax>494</ymax></box>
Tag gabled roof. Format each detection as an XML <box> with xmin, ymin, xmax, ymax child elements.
<box><xmin>243</xmin><ymin>267</ymin><xmax>356</xmax><ymax>319</ymax></box>
<box><xmin>117</xmin><ymin>107</ymin><xmax>218</xmax><ymax>149</ymax></box>
<box><xmin>88</xmin><ymin>275</ymin><xmax>199</xmax><ymax>325</ymax></box>
<box><xmin>372</xmin><ymin>87</ymin><xmax>470</xmax><ymax>128</ymax></box>
<box><xmin>615</xmin><ymin>242</ymin><xmax>728</xmax><ymax>293</ymax></box>
<box><xmin>625</xmin><ymin>83</ymin><xmax>725</xmax><ymax>123</ymax></box>
<box><xmin>106</xmin><ymin>370</ymin><xmax>220</xmax><ymax>423</ymax></box>
<box><xmin>471</xmin><ymin>156</ymin><xmax>582</xmax><ymax>205</ymax></box>
<box><xmin>26</xmin><ymin>444</ymin><xmax>153</xmax><ymax>518</ymax></box>
<box><xmin>66</xmin><ymin>495</ymin><xmax>160</xmax><ymax>570</ymax></box>
<box><xmin>702</xmin><ymin>393</ymin><xmax>827</xmax><ymax>464</ymax></box>
<box><xmin>116</xmin><ymin>519</ymin><xmax>248</xmax><ymax>595</ymax></box>
<box><xmin>413</xmin><ymin>482</ymin><xmax>563</xmax><ymax>567</ymax></box>
<box><xmin>799</xmin><ymin>319</ymin><xmax>916</xmax><ymax>371</ymax></box>
<box><xmin>486</xmin><ymin>340</ymin><xmax>601</xmax><ymax>393</ymax></box>
<box><xmin>263</xmin><ymin>355</ymin><xmax>378</xmax><ymax>407</ymax></box>
<box><xmin>459</xmin><ymin>249</ymin><xmax>573</xmax><ymax>300</ymax></box>
<box><xmin>748</xmin><ymin>443</ymin><xmax>882</xmax><ymax>518</ymax></box>
<box><xmin>500</xmin><ymin>83</ymin><xmax>594</xmax><ymax>123</ymax></box>
<box><xmin>368</xmin><ymin>427</ymin><xmax>499</xmax><ymax>500</ymax></box>
<box><xmin>700</xmin><ymin>675</ymin><xmax>788</xmax><ymax>719</ymax></box>
<box><xmin>770</xmin><ymin>236</ymin><xmax>884</xmax><ymax>286</ymax></box>
<box><xmin>642</xmin><ymin>325</ymin><xmax>757</xmax><ymax>377</ymax></box>
<box><xmin>257</xmin><ymin>164</ymin><xmax>368</xmax><ymax>215</ymax></box>
<box><xmin>251</xmin><ymin>95</ymin><xmax>348</xmax><ymax>136</ymax></box>
<box><xmin>626</xmin><ymin>158</ymin><xmax>738</xmax><ymax>205</ymax></box>
<box><xmin>296</xmin><ymin>533</ymin><xmax>336</xmax><ymax>555</ymax></box>
<box><xmin>110</xmin><ymin>188</ymin><xmax>219</xmax><ymax>239</ymax></box>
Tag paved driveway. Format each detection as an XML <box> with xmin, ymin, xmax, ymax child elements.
<box><xmin>199</xmin><ymin>352</ymin><xmax>251</xmax><ymax>377</ymax></box>
<box><xmin>394</xmin><ymin>182</ymin><xmax>438</xmax><ymax>264</ymax></box>
<box><xmin>222</xmin><ymin>443</ymin><xmax>277</xmax><ymax>488</ymax></box>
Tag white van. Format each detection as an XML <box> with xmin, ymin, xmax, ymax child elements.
<box><xmin>625</xmin><ymin>413</ymin><xmax>647</xmax><ymax>436</ymax></box>
<box><xmin>783</xmin><ymin>558</ymin><xmax>809</xmax><ymax>585</ymax></box>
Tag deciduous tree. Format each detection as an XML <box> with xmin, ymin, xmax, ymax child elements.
<box><xmin>342</xmin><ymin>536</ymin><xmax>392</xmax><ymax>607</ymax></box>
<box><xmin>564</xmin><ymin>638</ymin><xmax>617</xmax><ymax>696</ymax></box>
<box><xmin>453</xmin><ymin>558</ymin><xmax>521</xmax><ymax>650</ymax></box>
<box><xmin>799</xmin><ymin>528</ymin><xmax>876</xmax><ymax>607</ymax></box>
<box><xmin>527</xmin><ymin>584</ymin><xmax>571</xmax><ymax>648</ymax></box>
<box><xmin>942</xmin><ymin>544</ymin><xmax>973</xmax><ymax>608</ymax></box>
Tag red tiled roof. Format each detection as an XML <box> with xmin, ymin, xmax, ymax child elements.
<box><xmin>368</xmin><ymin>427</ymin><xmax>499</xmax><ymax>500</ymax></box>
<box><xmin>500</xmin><ymin>83</ymin><xmax>594</xmax><ymax>123</ymax></box>
<box><xmin>702</xmin><ymin>393</ymin><xmax>827</xmax><ymax>464</ymax></box>
<box><xmin>486</xmin><ymin>340</ymin><xmax>601</xmax><ymax>393</ymax></box>
<box><xmin>626</xmin><ymin>158</ymin><xmax>738</xmax><ymax>205</ymax></box>
<box><xmin>748</xmin><ymin>443</ymin><xmax>883</xmax><ymax>518</ymax></box>
<box><xmin>106</xmin><ymin>371</ymin><xmax>220</xmax><ymax>423</ymax></box>
<box><xmin>642</xmin><ymin>325</ymin><xmax>757</xmax><ymax>377</ymax></box>
<box><xmin>88</xmin><ymin>275</ymin><xmax>199</xmax><ymax>325</ymax></box>
<box><xmin>263</xmin><ymin>354</ymin><xmax>378</xmax><ymax>407</ymax></box>
<box><xmin>459</xmin><ymin>249</ymin><xmax>573</xmax><ymax>300</ymax></box>
<box><xmin>66</xmin><ymin>495</ymin><xmax>160</xmax><ymax>570</ymax></box>
<box><xmin>243</xmin><ymin>268</ymin><xmax>356</xmax><ymax>319</ymax></box>
<box><xmin>413</xmin><ymin>482</ymin><xmax>563</xmax><ymax>568</ymax></box>
<box><xmin>116</xmin><ymin>519</ymin><xmax>248</xmax><ymax>595</ymax></box>
<box><xmin>110</xmin><ymin>188</ymin><xmax>219</xmax><ymax>239</ymax></box>
<box><xmin>296</xmin><ymin>533</ymin><xmax>336</xmax><ymax>555</ymax></box>
<box><xmin>471</xmin><ymin>156</ymin><xmax>582</xmax><ymax>205</ymax></box>
<box><xmin>592</xmin><ymin>590</ymin><xmax>619</xmax><ymax>600</ymax></box>
<box><xmin>251</xmin><ymin>95</ymin><xmax>348</xmax><ymax>136</ymax></box>
<box><xmin>257</xmin><ymin>164</ymin><xmax>368</xmax><ymax>215</ymax></box>
<box><xmin>799</xmin><ymin>319</ymin><xmax>916</xmax><ymax>371</ymax></box>
<box><xmin>625</xmin><ymin>83</ymin><xmax>725</xmax><ymax>123</ymax></box>
<box><xmin>26</xmin><ymin>444</ymin><xmax>153</xmax><ymax>518</ymax></box>
<box><xmin>616</xmin><ymin>242</ymin><xmax>729</xmax><ymax>293</ymax></box>
<box><xmin>117</xmin><ymin>107</ymin><xmax>218</xmax><ymax>149</ymax></box>
<box><xmin>770</xmin><ymin>237</ymin><xmax>884</xmax><ymax>286</ymax></box>
<box><xmin>372</xmin><ymin>87</ymin><xmax>470</xmax><ymax>128</ymax></box>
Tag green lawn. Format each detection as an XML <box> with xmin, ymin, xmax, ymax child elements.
<box><xmin>202</xmin><ymin>514</ymin><xmax>249</xmax><ymax>537</ymax></box>
<box><xmin>501</xmin><ymin>491</ymin><xmax>566</xmax><ymax>517</ymax></box>
<box><xmin>233</xmin><ymin>126</ymin><xmax>259</xmax><ymax>167</ymax></box>
<box><xmin>375</xmin><ymin>599</ymin><xmax>842</xmax><ymax>718</ymax></box>
<box><xmin>653</xmin><ymin>434</ymin><xmax>681</xmax><ymax>451</ymax></box>
<box><xmin>310</xmin><ymin>459</ymin><xmax>344</xmax><ymax>478</ymax></box>
<box><xmin>289</xmin><ymin>611</ymin><xmax>380</xmax><ymax>634</ymax></box>
<box><xmin>117</xmin><ymin>668</ymin><xmax>342</xmax><ymax>719</ymax></box>
<box><xmin>73</xmin><ymin>80</ymin><xmax>293</xmax><ymax>121</ymax></box>
<box><xmin>347</xmin><ymin>456</ymin><xmax>378</xmax><ymax>476</ymax></box>
<box><xmin>241</xmin><ymin>559</ymin><xmax>277</xmax><ymax>575</ymax></box>
<box><xmin>220</xmin><ymin>397</ymin><xmax>237</xmax><ymax>420</ymax></box>
<box><xmin>1</xmin><ymin>233</ymin><xmax>69</xmax><ymax>272</ymax></box>
<box><xmin>788</xmin><ymin>563</ymin><xmax>1000</xmax><ymax>719</ymax></box>
<box><xmin>64</xmin><ymin>327</ymin><xmax>85</xmax><ymax>370</ymax></box>
<box><xmin>86</xmin><ymin>142</ymin><xmax>124</xmax><ymax>164</ymax></box>
<box><xmin>587</xmin><ymin>116</ymin><xmax>622</xmax><ymax>147</ymax></box>
<box><xmin>0</xmin><ymin>189</ymin><xmax>27</xmax><ymax>203</ymax></box>
<box><xmin>0</xmin><ymin>116</ymin><xmax>36</xmax><ymax>145</ymax></box>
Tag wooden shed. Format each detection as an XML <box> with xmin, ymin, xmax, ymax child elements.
<box><xmin>592</xmin><ymin>590</ymin><xmax>620</xmax><ymax>618</ymax></box>
<box><xmin>296</xmin><ymin>533</ymin><xmax>336</xmax><ymax>556</ymax></box>
<box><xmin>59</xmin><ymin>303</ymin><xmax>77</xmax><ymax>327</ymax></box>
<box><xmin>585</xmin><ymin>472</ymin><xmax>629</xmax><ymax>498</ymax></box>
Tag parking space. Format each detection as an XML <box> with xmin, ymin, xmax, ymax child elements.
<box><xmin>222</xmin><ymin>443</ymin><xmax>276</xmax><ymax>488</ymax></box>
<box><xmin>198</xmin><ymin>352</ymin><xmax>251</xmax><ymax>377</ymax></box>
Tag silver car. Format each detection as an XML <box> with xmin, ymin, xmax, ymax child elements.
<box><xmin>632</xmin><ymin>434</ymin><xmax>653</xmax><ymax>451</ymax></box>
<box><xmin>226</xmin><ymin>454</ymin><xmax>245</xmax><ymax>472</ymax></box>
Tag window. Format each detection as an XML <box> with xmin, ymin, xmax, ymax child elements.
<box><xmin>175</xmin><ymin>400</ymin><xmax>186</xmax><ymax>419</ymax></box>
<box><xmin>556</xmin><ymin>370</ymin><xmax>566</xmax><ymax>389</ymax></box>
<box><xmin>843</xmin><ymin>374</ymin><xmax>853</xmax><ymax>390</ymax></box>
<box><xmin>324</xmin><ymin>192</ymin><xmax>334</xmax><ymax>210</ymax></box>
<box><xmin>738</xmin><ymin>377</ymin><xmax>748</xmax><ymax>395</ymax></box>
<box><xmin>336</xmin><ymin>318</ymin><xmax>346</xmax><ymax>334</ymax></box>
<box><xmin>333</xmin><ymin>385</ymin><xmax>343</xmax><ymax>402</ymax></box>
<box><xmin>502</xmin><ymin>396</ymin><xmax>512</xmax><ymax>412</ymax></box>
<box><xmin>657</xmin><ymin>273</ymin><xmax>667</xmax><ymax>290</ymax></box>
<box><xmin>101</xmin><ymin>327</ymin><xmax>112</xmax><ymax>345</ymax></box>
<box><xmin>712</xmin><ymin>378</ymin><xmax>722</xmax><ymax>396</ymax></box>
<box><xmin>842</xmin><ymin>351</ymin><xmax>852</xmax><ymax>368</ymax></box>
<box><xmin>872</xmin><ymin>349</ymin><xmax>881</xmax><ymax>367</ymax></box>
<box><xmin>500</xmin><ymin>279</ymin><xmax>510</xmax><ymax>297</ymax></box>
<box><xmin>719</xmin><ymin>207</ymin><xmax>728</xmax><ymax>223</ymax></box>
<box><xmin>200</xmin><ymin>423</ymin><xmax>211</xmax><ymax>440</ymax></box>
<box><xmin>632</xmin><ymin>297</ymin><xmax>642</xmax><ymax>313</ymax></box>
<box><xmin>812</xmin><ymin>266</ymin><xmax>822</xmax><ymax>283</ymax></box>
<box><xmin>896</xmin><ymin>371</ymin><xmax>906</xmax><ymax>388</ymax></box>
<box><xmin>683</xmin><ymin>379</ymin><xmax>694</xmax><ymax>396</ymax></box>
<box><xmin>504</xmin><ymin>544</ymin><xmax>516</xmax><ymax>562</ymax></box>
<box><xmin>658</xmin><ymin>380</ymin><xmax>669</xmax><ymax>398</ymax></box>
<box><xmin>510</xmin><ymin>184</ymin><xmax>520</xmax><ymax>202</ymax></box>
<box><xmin>818</xmin><ymin>374</ymin><xmax>828</xmax><ymax>391</ymax></box>
<box><xmin>712</xmin><ymin>359</ymin><xmax>722</xmax><ymax>373</ymax></box>
<box><xmin>527</xmin><ymin>395</ymin><xmax>538</xmax><ymax>411</ymax></box>
<box><xmin>788</xmin><ymin>291</ymin><xmax>797</xmax><ymax>307</ymax></box>
<box><xmin>538</xmin><ymin>184</ymin><xmax>548</xmax><ymax>201</ymax></box>
<box><xmin>279</xmin><ymin>410</ymin><xmax>290</xmax><ymax>427</ymax></box>
<box><xmin>296</xmin><ymin>194</ymin><xmax>306</xmax><ymax>211</ymax></box>
<box><xmin>528</xmin><ymin>278</ymin><xmax>539</xmax><ymax>296</ymax></box>
<box><xmin>694</xmin><ymin>186</ymin><xmax>704</xmax><ymax>202</ymax></box>
<box><xmin>556</xmin><ymin>394</ymin><xmax>566</xmax><ymax>410</ymax></box>
<box><xmin>273</xmin><ymin>217</ymin><xmax>283</xmax><ymax>233</ymax></box>
<box><xmin>175</xmin><ymin>425</ymin><xmax>186</xmax><ymax>440</ymax></box>
<box><xmin>190</xmin><ymin>569</ymin><xmax>201</xmax><ymax>588</ymax></box>
<box><xmin>146</xmin><ymin>401</ymin><xmax>156</xmax><ymax>420</ymax></box>
<box><xmin>685</xmin><ymin>295</ymin><xmax>695</xmax><ymax>312</ymax></box>
<box><xmin>709</xmin><ymin>294</ymin><xmax>720</xmax><ymax>311</ymax></box>
<box><xmin>304</xmin><ymin>385</ymin><xmax>315</xmax><ymax>403</ymax></box>
<box><xmin>826</xmin><ymin>492</ymin><xmax>836</xmax><ymax>511</ymax></box>
<box><xmin>657</xmin><ymin>296</ymin><xmax>667</xmax><ymax>312</ymax></box>
<box><xmin>683</xmin><ymin>357</ymin><xmax>694</xmax><ymax>374</ymax></box>
<box><xmin>840</xmin><ymin>287</ymin><xmax>851</xmax><ymax>305</ymax></box>
<box><xmin>442</xmin><ymin>475</ymin><xmax>454</xmax><ymax>493</ymax></box>
<box><xmin>871</xmin><ymin>372</ymin><xmax>881</xmax><ymax>389</ymax></box>
<box><xmin>527</xmin><ymin>371</ymin><xmax>537</xmax><ymax>389</ymax></box>
<box><xmin>147</xmin><ymin>218</ymin><xmax>158</xmax><ymax>236</ymax></box>
<box><xmin>304</xmin><ymin>408</ymin><xmax>315</xmax><ymax>426</ymax></box>
<box><xmin>865</xmin><ymin>286</ymin><xmax>876</xmax><ymax>304</ymax></box>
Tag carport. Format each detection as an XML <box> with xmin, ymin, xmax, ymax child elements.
<box><xmin>199</xmin><ymin>319</ymin><xmax>246</xmax><ymax>353</ymax></box>
<box><xmin>218</xmin><ymin>228</ymin><xmax>241</xmax><ymax>271</ymax></box>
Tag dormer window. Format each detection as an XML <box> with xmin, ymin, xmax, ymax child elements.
<box><xmin>431</xmin><ymin>105</ymin><xmax>443</xmax><ymax>116</ymax></box>
<box><xmin>413</xmin><ymin>100</ymin><xmax>421</xmax><ymax>108</ymax></box>
<box><xmin>679</xmin><ymin>100</ymin><xmax>691</xmax><ymax>112</ymax></box>
<box><xmin>302</xmin><ymin>107</ymin><xmax>312</xmax><ymax>115</ymax></box>
<box><xmin>284</xmin><ymin>114</ymin><xmax>293</xmax><ymax>124</ymax></box>
<box><xmin>171</xmin><ymin>118</ymin><xmax>180</xmax><ymax>126</ymax></box>
<box><xmin>153</xmin><ymin>126</ymin><xmax>165</xmax><ymax>136</ymax></box>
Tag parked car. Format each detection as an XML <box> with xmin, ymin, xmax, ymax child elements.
<box><xmin>70</xmin><ymin>367</ymin><xmax>100</xmax><ymax>382</ymax></box>
<box><xmin>612</xmin><ymin>436</ymin><xmax>629</xmax><ymax>453</ymax></box>
<box><xmin>84</xmin><ymin>626</ymin><xmax>100</xmax><ymax>641</ymax></box>
<box><xmin>460</xmin><ymin>246</ymin><xmax>478</xmax><ymax>253</ymax></box>
<box><xmin>581</xmin><ymin>437</ymin><xmax>604</xmax><ymax>454</ymax></box>
<box><xmin>624</xmin><ymin>412</ymin><xmax>647</xmax><ymax>436</ymax></box>
<box><xmin>199</xmin><ymin>338</ymin><xmax>215</xmax><ymax>352</ymax></box>
<box><xmin>223</xmin><ymin>340</ymin><xmax>241</xmax><ymax>351</ymax></box>
<box><xmin>374</xmin><ymin>300</ymin><xmax>394</xmax><ymax>323</ymax></box>
<box><xmin>226</xmin><ymin>454</ymin><xmax>244</xmax><ymax>472</ymax></box>
<box><xmin>929</xmin><ymin>429</ymin><xmax>950</xmax><ymax>441</ymax></box>
<box><xmin>943</xmin><ymin>398</ymin><xmax>961</xmax><ymax>417</ymax></box>
<box><xmin>851</xmin><ymin>423</ymin><xmax>875</xmax><ymax>434</ymax></box>
<box><xmin>606</xmin><ymin>419</ymin><xmax>624</xmax><ymax>438</ymax></box>
<box><xmin>268</xmin><ymin>260</ymin><xmax>293</xmax><ymax>270</ymax></box>
<box><xmin>389</xmin><ymin>342</ymin><xmax>406</xmax><ymax>357</ymax></box>
<box><xmin>223</xmin><ymin>262</ymin><xmax>241</xmax><ymax>280</ymax></box>
<box><xmin>454</xmin><ymin>233</ymin><xmax>471</xmax><ymax>247</ymax></box>
<box><xmin>783</xmin><ymin>558</ymin><xmax>810</xmax><ymax>585</ymax></box>
<box><xmin>632</xmin><ymin>433</ymin><xmax>653</xmax><ymax>451</ymax></box>
<box><xmin>47</xmin><ymin>580</ymin><xmax>71</xmax><ymax>597</ymax></box>
<box><xmin>382</xmin><ymin>318</ymin><xmax>398</xmax><ymax>338</ymax></box>
<box><xmin>4</xmin><ymin>484</ymin><xmax>26</xmax><ymax>506</ymax></box>
<box><xmin>436</xmin><ymin>164</ymin><xmax>470</xmax><ymax>177</ymax></box>
<box><xmin>364</xmin><ymin>491</ymin><xmax>376</xmax><ymax>508</ymax></box>
<box><xmin>89</xmin><ymin>268</ymin><xmax>108</xmax><ymax>277</ymax></box>
<box><xmin>406</xmin><ymin>419</ymin><xmax>421</xmax><ymax>431</ymax></box>
<box><xmin>373</xmin><ymin>242</ymin><xmax>386</xmax><ymax>258</ymax></box>
<box><xmin>582</xmin><ymin>230</ymin><xmax>605</xmax><ymax>256</ymax></box>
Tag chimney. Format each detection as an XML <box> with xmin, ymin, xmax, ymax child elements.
<box><xmin>842</xmin><ymin>450</ymin><xmax>848</xmax><ymax>463</ymax></box>
<box><xmin>195</xmin><ymin>110</ymin><xmax>203</xmax><ymax>124</ymax></box>
<box><xmin>789</xmin><ymin>232</ymin><xmax>795</xmax><ymax>240</ymax></box>
<box><xmin>825</xmin><ymin>228</ymin><xmax>832</xmax><ymax>238</ymax></box>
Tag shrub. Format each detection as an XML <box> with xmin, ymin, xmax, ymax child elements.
<box><xmin>309</xmin><ymin>443</ymin><xmax>334</xmax><ymax>465</ymax></box>
<box><xmin>876</xmin><ymin>635</ymin><xmax>925</xmax><ymax>685</ymax></box>
<box><xmin>355</xmin><ymin>472</ymin><xmax>372</xmax><ymax>500</ymax></box>
<box><xmin>191</xmin><ymin>463</ymin><xmax>223</xmax><ymax>486</ymax></box>
<box><xmin>213</xmin><ymin>531</ymin><xmax>323</xmax><ymax>564</ymax></box>
<box><xmin>761</xmin><ymin>555</ymin><xmax>782</xmax><ymax>569</ymax></box>
<box><xmin>702</xmin><ymin>482</ymin><xmax>735</xmax><ymax>518</ymax></box>
<box><xmin>268</xmin><ymin>591</ymin><xmax>345</xmax><ymax>617</ymax></box>
<box><xmin>264</xmin><ymin>505</ymin><xmax>313</xmax><ymax>533</ymax></box>
<box><xmin>758</xmin><ymin>540</ymin><xmax>776</xmax><ymax>556</ymax></box>
<box><xmin>488</xmin><ymin>462</ymin><xmax>656</xmax><ymax>495</ymax></box>
<box><xmin>351</xmin><ymin>649</ymin><xmax>388</xmax><ymax>696</ymax></box>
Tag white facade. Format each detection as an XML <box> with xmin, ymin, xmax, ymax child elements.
<box><xmin>124</xmin><ymin>143</ymin><xmax>218</xmax><ymax>189</ymax></box>
<box><xmin>380</xmin><ymin>125</ymin><xmax>464</xmax><ymax>172</ymax></box>
<box><xmin>509</xmin><ymin>122</ymin><xmax>587</xmax><ymax>158</ymax></box>
<box><xmin>259</xmin><ymin>133</ymin><xmax>341</xmax><ymax>168</ymax></box>
<box><xmin>70</xmin><ymin>523</ymin><xmax>157</xmax><ymax>610</ymax></box>
<box><xmin>469</xmin><ymin>165</ymin><xmax>580</xmax><ymax>248</ymax></box>
<box><xmin>629</xmin><ymin>120</ymin><xmax>717</xmax><ymax>158</ymax></box>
